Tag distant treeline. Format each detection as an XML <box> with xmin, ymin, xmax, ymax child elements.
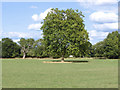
<box><xmin>0</xmin><ymin>31</ymin><xmax>120</xmax><ymax>59</ymax></box>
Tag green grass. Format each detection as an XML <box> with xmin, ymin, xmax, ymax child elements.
<box><xmin>2</xmin><ymin>58</ymin><xmax>118</xmax><ymax>88</ymax></box>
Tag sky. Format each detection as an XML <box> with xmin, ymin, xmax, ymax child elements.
<box><xmin>1</xmin><ymin>0</ymin><xmax>119</xmax><ymax>45</ymax></box>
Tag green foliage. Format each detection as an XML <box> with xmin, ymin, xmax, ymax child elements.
<box><xmin>93</xmin><ymin>31</ymin><xmax>119</xmax><ymax>59</ymax></box>
<box><xmin>29</xmin><ymin>39</ymin><xmax>49</xmax><ymax>58</ymax></box>
<box><xmin>92</xmin><ymin>41</ymin><xmax>105</xmax><ymax>57</ymax></box>
<box><xmin>118</xmin><ymin>32</ymin><xmax>120</xmax><ymax>58</ymax></box>
<box><xmin>41</xmin><ymin>8</ymin><xmax>90</xmax><ymax>59</ymax></box>
<box><xmin>0</xmin><ymin>41</ymin><xmax>2</xmax><ymax>58</ymax></box>
<box><xmin>18</xmin><ymin>38</ymin><xmax>35</xmax><ymax>58</ymax></box>
<box><xmin>103</xmin><ymin>31</ymin><xmax>119</xmax><ymax>59</ymax></box>
<box><xmin>2</xmin><ymin>38</ymin><xmax>21</xmax><ymax>58</ymax></box>
<box><xmin>84</xmin><ymin>42</ymin><xmax>93</xmax><ymax>57</ymax></box>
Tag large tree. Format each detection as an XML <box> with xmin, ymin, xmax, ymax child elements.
<box><xmin>41</xmin><ymin>8</ymin><xmax>89</xmax><ymax>61</ymax></box>
<box><xmin>2</xmin><ymin>38</ymin><xmax>21</xmax><ymax>58</ymax></box>
<box><xmin>18</xmin><ymin>38</ymin><xmax>35</xmax><ymax>59</ymax></box>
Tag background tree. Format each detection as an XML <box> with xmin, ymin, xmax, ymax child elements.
<box><xmin>34</xmin><ymin>39</ymin><xmax>45</xmax><ymax>58</ymax></box>
<box><xmin>93</xmin><ymin>31</ymin><xmax>119</xmax><ymax>59</ymax></box>
<box><xmin>41</xmin><ymin>8</ymin><xmax>89</xmax><ymax>61</ymax></box>
<box><xmin>0</xmin><ymin>40</ymin><xmax>2</xmax><ymax>58</ymax></box>
<box><xmin>118</xmin><ymin>32</ymin><xmax>120</xmax><ymax>58</ymax></box>
<box><xmin>84</xmin><ymin>42</ymin><xmax>93</xmax><ymax>57</ymax></box>
<box><xmin>28</xmin><ymin>39</ymin><xmax>49</xmax><ymax>58</ymax></box>
<box><xmin>18</xmin><ymin>38</ymin><xmax>35</xmax><ymax>59</ymax></box>
<box><xmin>92</xmin><ymin>41</ymin><xmax>105</xmax><ymax>57</ymax></box>
<box><xmin>2</xmin><ymin>38</ymin><xmax>21</xmax><ymax>58</ymax></box>
<box><xmin>103</xmin><ymin>31</ymin><xmax>119</xmax><ymax>59</ymax></box>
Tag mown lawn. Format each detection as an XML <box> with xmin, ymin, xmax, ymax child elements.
<box><xmin>2</xmin><ymin>58</ymin><xmax>118</xmax><ymax>88</ymax></box>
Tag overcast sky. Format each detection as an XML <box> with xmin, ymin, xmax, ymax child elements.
<box><xmin>1</xmin><ymin>0</ymin><xmax>118</xmax><ymax>44</ymax></box>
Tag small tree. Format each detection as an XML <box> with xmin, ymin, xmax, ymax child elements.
<box><xmin>18</xmin><ymin>38</ymin><xmax>35</xmax><ymax>59</ymax></box>
<box><xmin>41</xmin><ymin>8</ymin><xmax>89</xmax><ymax>61</ymax></box>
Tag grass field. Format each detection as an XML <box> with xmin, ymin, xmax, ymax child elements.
<box><xmin>2</xmin><ymin>58</ymin><xmax>118</xmax><ymax>88</ymax></box>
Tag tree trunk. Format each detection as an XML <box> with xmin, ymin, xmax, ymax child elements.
<box><xmin>23</xmin><ymin>52</ymin><xmax>26</xmax><ymax>59</ymax></box>
<box><xmin>61</xmin><ymin>55</ymin><xmax>64</xmax><ymax>62</ymax></box>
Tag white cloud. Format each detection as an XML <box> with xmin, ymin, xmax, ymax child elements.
<box><xmin>77</xmin><ymin>0</ymin><xmax>118</xmax><ymax>6</ymax></box>
<box><xmin>39</xmin><ymin>8</ymin><xmax>52</xmax><ymax>20</ymax></box>
<box><xmin>30</xmin><ymin>5</ymin><xmax>38</xmax><ymax>9</ymax></box>
<box><xmin>93</xmin><ymin>23</ymin><xmax>118</xmax><ymax>31</ymax></box>
<box><xmin>2</xmin><ymin>32</ymin><xmax>43</xmax><ymax>39</ymax></box>
<box><xmin>89</xmin><ymin>37</ymin><xmax>93</xmax><ymax>40</ymax></box>
<box><xmin>28</xmin><ymin>8</ymin><xmax>52</xmax><ymax>30</ymax></box>
<box><xmin>88</xmin><ymin>30</ymin><xmax>109</xmax><ymax>44</ymax></box>
<box><xmin>2</xmin><ymin>32</ymin><xmax>29</xmax><ymax>38</ymax></box>
<box><xmin>89</xmin><ymin>11</ymin><xmax>118</xmax><ymax>23</ymax></box>
<box><xmin>76</xmin><ymin>0</ymin><xmax>118</xmax><ymax>13</ymax></box>
<box><xmin>32</xmin><ymin>8</ymin><xmax>52</xmax><ymax>21</ymax></box>
<box><xmin>32</xmin><ymin>14</ymin><xmax>39</xmax><ymax>21</ymax></box>
<box><xmin>89</xmin><ymin>11</ymin><xmax>118</xmax><ymax>32</ymax></box>
<box><xmin>28</xmin><ymin>23</ymin><xmax>43</xmax><ymax>30</ymax></box>
<box><xmin>88</xmin><ymin>30</ymin><xmax>109</xmax><ymax>37</ymax></box>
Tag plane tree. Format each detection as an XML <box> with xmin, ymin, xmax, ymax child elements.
<box><xmin>41</xmin><ymin>8</ymin><xmax>89</xmax><ymax>61</ymax></box>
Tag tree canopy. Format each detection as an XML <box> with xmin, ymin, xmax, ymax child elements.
<box><xmin>41</xmin><ymin>8</ymin><xmax>90</xmax><ymax>61</ymax></box>
<box><xmin>103</xmin><ymin>31</ymin><xmax>119</xmax><ymax>58</ymax></box>
<box><xmin>18</xmin><ymin>38</ymin><xmax>35</xmax><ymax>59</ymax></box>
<box><xmin>2</xmin><ymin>38</ymin><xmax>21</xmax><ymax>58</ymax></box>
<box><xmin>1</xmin><ymin>30</ymin><xmax>119</xmax><ymax>59</ymax></box>
<box><xmin>28</xmin><ymin>39</ymin><xmax>48</xmax><ymax>58</ymax></box>
<box><xmin>93</xmin><ymin>31</ymin><xmax>119</xmax><ymax>59</ymax></box>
